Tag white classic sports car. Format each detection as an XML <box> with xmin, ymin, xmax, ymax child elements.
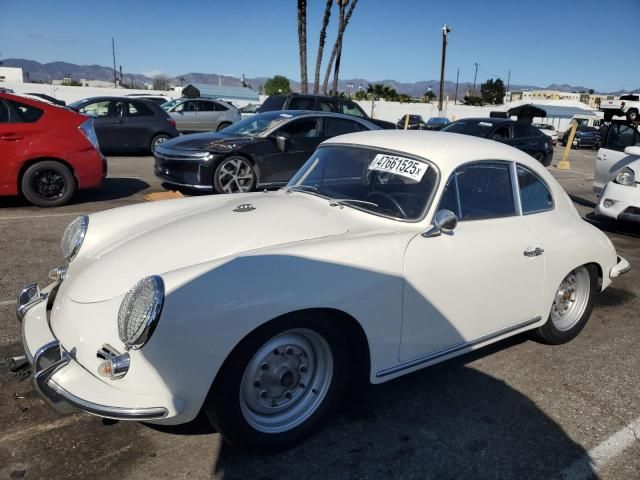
<box><xmin>595</xmin><ymin>146</ymin><xmax>640</xmax><ymax>222</ymax></box>
<box><xmin>18</xmin><ymin>131</ymin><xmax>630</xmax><ymax>451</ymax></box>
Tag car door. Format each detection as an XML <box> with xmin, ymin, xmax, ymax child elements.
<box><xmin>0</xmin><ymin>99</ymin><xmax>39</xmax><ymax>188</ymax></box>
<box><xmin>197</xmin><ymin>100</ymin><xmax>223</xmax><ymax>131</ymax></box>
<box><xmin>124</xmin><ymin>100</ymin><xmax>156</xmax><ymax>150</ymax></box>
<box><xmin>594</xmin><ymin>123</ymin><xmax>640</xmax><ymax>193</ymax></box>
<box><xmin>77</xmin><ymin>99</ymin><xmax>123</xmax><ymax>150</ymax></box>
<box><xmin>172</xmin><ymin>100</ymin><xmax>199</xmax><ymax>132</ymax></box>
<box><xmin>262</xmin><ymin>116</ymin><xmax>323</xmax><ymax>183</ymax></box>
<box><xmin>401</xmin><ymin>161</ymin><xmax>544</xmax><ymax>362</ymax></box>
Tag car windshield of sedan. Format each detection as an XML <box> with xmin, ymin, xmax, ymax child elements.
<box><xmin>286</xmin><ymin>146</ymin><xmax>438</xmax><ymax>220</ymax></box>
<box><xmin>441</xmin><ymin>120</ymin><xmax>497</xmax><ymax>137</ymax></box>
<box><xmin>220</xmin><ymin>112</ymin><xmax>291</xmax><ymax>137</ymax></box>
<box><xmin>161</xmin><ymin>99</ymin><xmax>182</xmax><ymax>110</ymax></box>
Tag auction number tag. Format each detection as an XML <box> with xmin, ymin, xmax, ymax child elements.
<box><xmin>368</xmin><ymin>154</ymin><xmax>428</xmax><ymax>182</ymax></box>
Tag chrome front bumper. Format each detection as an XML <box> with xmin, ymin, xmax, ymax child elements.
<box><xmin>610</xmin><ymin>255</ymin><xmax>631</xmax><ymax>278</ymax></box>
<box><xmin>17</xmin><ymin>282</ymin><xmax>168</xmax><ymax>420</ymax></box>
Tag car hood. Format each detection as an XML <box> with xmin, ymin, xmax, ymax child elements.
<box><xmin>161</xmin><ymin>132</ymin><xmax>252</xmax><ymax>151</ymax></box>
<box><xmin>65</xmin><ymin>192</ymin><xmax>349</xmax><ymax>303</ymax></box>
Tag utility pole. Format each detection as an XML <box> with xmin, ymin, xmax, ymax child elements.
<box><xmin>472</xmin><ymin>62</ymin><xmax>479</xmax><ymax>95</ymax></box>
<box><xmin>438</xmin><ymin>24</ymin><xmax>452</xmax><ymax>113</ymax></box>
<box><xmin>119</xmin><ymin>65</ymin><xmax>123</xmax><ymax>87</ymax></box>
<box><xmin>454</xmin><ymin>68</ymin><xmax>459</xmax><ymax>105</ymax></box>
<box><xmin>112</xmin><ymin>37</ymin><xmax>117</xmax><ymax>88</ymax></box>
<box><xmin>506</xmin><ymin>69</ymin><xmax>511</xmax><ymax>103</ymax></box>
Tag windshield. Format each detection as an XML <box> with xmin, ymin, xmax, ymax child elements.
<box><xmin>221</xmin><ymin>111</ymin><xmax>293</xmax><ymax>136</ymax></box>
<box><xmin>68</xmin><ymin>99</ymin><xmax>89</xmax><ymax>109</ymax></box>
<box><xmin>441</xmin><ymin>119</ymin><xmax>496</xmax><ymax>137</ymax></box>
<box><xmin>287</xmin><ymin>146</ymin><xmax>438</xmax><ymax>220</ymax></box>
<box><xmin>161</xmin><ymin>99</ymin><xmax>182</xmax><ymax>111</ymax></box>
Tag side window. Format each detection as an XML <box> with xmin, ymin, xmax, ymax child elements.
<box><xmin>491</xmin><ymin>125</ymin><xmax>510</xmax><ymax>140</ymax></box>
<box><xmin>513</xmin><ymin>123</ymin><xmax>533</xmax><ymax>138</ymax></box>
<box><xmin>455</xmin><ymin>162</ymin><xmax>516</xmax><ymax>220</ymax></box>
<box><xmin>0</xmin><ymin>101</ymin><xmax>10</xmax><ymax>123</ymax></box>
<box><xmin>604</xmin><ymin>124</ymin><xmax>640</xmax><ymax>152</ymax></box>
<box><xmin>517</xmin><ymin>165</ymin><xmax>554</xmax><ymax>214</ymax></box>
<box><xmin>324</xmin><ymin>118</ymin><xmax>364</xmax><ymax>137</ymax></box>
<box><xmin>277</xmin><ymin>118</ymin><xmax>320</xmax><ymax>138</ymax></box>
<box><xmin>185</xmin><ymin>101</ymin><xmax>198</xmax><ymax>112</ymax></box>
<box><xmin>288</xmin><ymin>97</ymin><xmax>315</xmax><ymax>110</ymax></box>
<box><xmin>318</xmin><ymin>100</ymin><xmax>335</xmax><ymax>112</ymax></box>
<box><xmin>8</xmin><ymin>100</ymin><xmax>44</xmax><ymax>123</ymax></box>
<box><xmin>196</xmin><ymin>101</ymin><xmax>215</xmax><ymax>112</ymax></box>
<box><xmin>127</xmin><ymin>101</ymin><xmax>154</xmax><ymax>117</ymax></box>
<box><xmin>341</xmin><ymin>101</ymin><xmax>365</xmax><ymax>117</ymax></box>
<box><xmin>78</xmin><ymin>100</ymin><xmax>111</xmax><ymax>117</ymax></box>
<box><xmin>437</xmin><ymin>174</ymin><xmax>461</xmax><ymax>217</ymax></box>
<box><xmin>213</xmin><ymin>101</ymin><xmax>228</xmax><ymax>111</ymax></box>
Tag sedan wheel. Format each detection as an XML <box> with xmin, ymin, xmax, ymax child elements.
<box><xmin>213</xmin><ymin>156</ymin><xmax>256</xmax><ymax>194</ymax></box>
<box><xmin>150</xmin><ymin>134</ymin><xmax>170</xmax><ymax>154</ymax></box>
<box><xmin>535</xmin><ymin>265</ymin><xmax>596</xmax><ymax>344</ymax></box>
<box><xmin>21</xmin><ymin>160</ymin><xmax>76</xmax><ymax>207</ymax></box>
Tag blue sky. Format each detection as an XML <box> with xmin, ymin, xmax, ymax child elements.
<box><xmin>1</xmin><ymin>0</ymin><xmax>639</xmax><ymax>92</ymax></box>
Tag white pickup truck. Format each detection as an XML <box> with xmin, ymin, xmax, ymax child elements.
<box><xmin>600</xmin><ymin>94</ymin><xmax>640</xmax><ymax>122</ymax></box>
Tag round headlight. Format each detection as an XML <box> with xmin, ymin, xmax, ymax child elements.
<box><xmin>615</xmin><ymin>167</ymin><xmax>636</xmax><ymax>187</ymax></box>
<box><xmin>118</xmin><ymin>276</ymin><xmax>165</xmax><ymax>349</ymax></box>
<box><xmin>61</xmin><ymin>215</ymin><xmax>89</xmax><ymax>262</ymax></box>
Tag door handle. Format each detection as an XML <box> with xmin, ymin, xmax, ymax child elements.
<box><xmin>524</xmin><ymin>247</ymin><xmax>544</xmax><ymax>257</ymax></box>
<box><xmin>0</xmin><ymin>134</ymin><xmax>24</xmax><ymax>141</ymax></box>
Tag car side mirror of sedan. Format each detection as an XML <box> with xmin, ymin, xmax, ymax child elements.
<box><xmin>276</xmin><ymin>135</ymin><xmax>287</xmax><ymax>152</ymax></box>
<box><xmin>422</xmin><ymin>209</ymin><xmax>458</xmax><ymax>238</ymax></box>
<box><xmin>624</xmin><ymin>146</ymin><xmax>640</xmax><ymax>157</ymax></box>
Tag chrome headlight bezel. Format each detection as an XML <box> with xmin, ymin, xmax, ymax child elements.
<box><xmin>615</xmin><ymin>167</ymin><xmax>636</xmax><ymax>187</ymax></box>
<box><xmin>117</xmin><ymin>276</ymin><xmax>165</xmax><ymax>350</ymax></box>
<box><xmin>61</xmin><ymin>215</ymin><xmax>89</xmax><ymax>263</ymax></box>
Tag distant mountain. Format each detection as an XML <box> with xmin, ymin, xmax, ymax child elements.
<box><xmin>1</xmin><ymin>58</ymin><xmax>636</xmax><ymax>96</ymax></box>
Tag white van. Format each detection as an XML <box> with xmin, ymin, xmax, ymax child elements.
<box><xmin>569</xmin><ymin>112</ymin><xmax>604</xmax><ymax>129</ymax></box>
<box><xmin>594</xmin><ymin>121</ymin><xmax>640</xmax><ymax>193</ymax></box>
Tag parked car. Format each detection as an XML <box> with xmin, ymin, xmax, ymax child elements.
<box><xmin>0</xmin><ymin>92</ymin><xmax>105</xmax><ymax>207</ymax></box>
<box><xmin>441</xmin><ymin>118</ymin><xmax>553</xmax><ymax>165</ymax></box>
<box><xmin>424</xmin><ymin>117</ymin><xmax>450</xmax><ymax>131</ymax></box>
<box><xmin>154</xmin><ymin>110</ymin><xmax>379</xmax><ymax>193</ymax></box>
<box><xmin>239</xmin><ymin>103</ymin><xmax>260</xmax><ymax>118</ymax></box>
<box><xmin>258</xmin><ymin>94</ymin><xmax>396</xmax><ymax>130</ymax></box>
<box><xmin>532</xmin><ymin>122</ymin><xmax>558</xmax><ymax>145</ymax></box>
<box><xmin>18</xmin><ymin>130</ymin><xmax>629</xmax><ymax>452</ymax></box>
<box><xmin>568</xmin><ymin>113</ymin><xmax>603</xmax><ymax>129</ymax></box>
<box><xmin>600</xmin><ymin>93</ymin><xmax>640</xmax><ymax>122</ymax></box>
<box><xmin>594</xmin><ymin>121</ymin><xmax>640</xmax><ymax>193</ymax></box>
<box><xmin>561</xmin><ymin>125</ymin><xmax>601</xmax><ymax>149</ymax></box>
<box><xmin>595</xmin><ymin>147</ymin><xmax>640</xmax><ymax>222</ymax></box>
<box><xmin>68</xmin><ymin>96</ymin><xmax>179</xmax><ymax>153</ymax></box>
<box><xmin>125</xmin><ymin>94</ymin><xmax>171</xmax><ymax>105</ymax></box>
<box><xmin>161</xmin><ymin>97</ymin><xmax>241</xmax><ymax>132</ymax></box>
<box><xmin>396</xmin><ymin>114</ymin><xmax>426</xmax><ymax>130</ymax></box>
<box><xmin>25</xmin><ymin>93</ymin><xmax>66</xmax><ymax>106</ymax></box>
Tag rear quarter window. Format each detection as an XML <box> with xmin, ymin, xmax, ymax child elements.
<box><xmin>8</xmin><ymin>100</ymin><xmax>44</xmax><ymax>123</ymax></box>
<box><xmin>258</xmin><ymin>96</ymin><xmax>286</xmax><ymax>112</ymax></box>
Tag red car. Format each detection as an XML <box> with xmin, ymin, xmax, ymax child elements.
<box><xmin>0</xmin><ymin>93</ymin><xmax>106</xmax><ymax>207</ymax></box>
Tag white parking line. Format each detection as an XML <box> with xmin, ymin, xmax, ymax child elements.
<box><xmin>0</xmin><ymin>212</ymin><xmax>86</xmax><ymax>221</ymax></box>
<box><xmin>558</xmin><ymin>416</ymin><xmax>640</xmax><ymax>479</ymax></box>
<box><xmin>0</xmin><ymin>299</ymin><xmax>16</xmax><ymax>306</ymax></box>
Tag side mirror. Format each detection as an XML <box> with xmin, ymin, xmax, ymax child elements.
<box><xmin>276</xmin><ymin>135</ymin><xmax>287</xmax><ymax>152</ymax></box>
<box><xmin>624</xmin><ymin>146</ymin><xmax>640</xmax><ymax>157</ymax></box>
<box><xmin>422</xmin><ymin>209</ymin><xmax>458</xmax><ymax>238</ymax></box>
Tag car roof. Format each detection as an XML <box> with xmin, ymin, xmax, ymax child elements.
<box><xmin>265</xmin><ymin>110</ymin><xmax>379</xmax><ymax>127</ymax></box>
<box><xmin>322</xmin><ymin>130</ymin><xmax>539</xmax><ymax>171</ymax></box>
<box><xmin>452</xmin><ymin>117</ymin><xmax>513</xmax><ymax>124</ymax></box>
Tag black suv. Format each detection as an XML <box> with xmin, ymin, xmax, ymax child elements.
<box><xmin>259</xmin><ymin>94</ymin><xmax>396</xmax><ymax>130</ymax></box>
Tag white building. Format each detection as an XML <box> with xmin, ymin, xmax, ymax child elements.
<box><xmin>0</xmin><ymin>66</ymin><xmax>24</xmax><ymax>84</ymax></box>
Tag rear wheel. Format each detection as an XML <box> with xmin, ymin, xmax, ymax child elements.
<box><xmin>212</xmin><ymin>156</ymin><xmax>256</xmax><ymax>194</ymax></box>
<box><xmin>535</xmin><ymin>265</ymin><xmax>596</xmax><ymax>344</ymax></box>
<box><xmin>626</xmin><ymin>109</ymin><xmax>638</xmax><ymax>123</ymax></box>
<box><xmin>217</xmin><ymin>122</ymin><xmax>232</xmax><ymax>132</ymax></box>
<box><xmin>204</xmin><ymin>315</ymin><xmax>349</xmax><ymax>451</ymax></box>
<box><xmin>21</xmin><ymin>161</ymin><xmax>76</xmax><ymax>207</ymax></box>
<box><xmin>150</xmin><ymin>134</ymin><xmax>170</xmax><ymax>154</ymax></box>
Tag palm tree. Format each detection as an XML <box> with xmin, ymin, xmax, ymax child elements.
<box><xmin>367</xmin><ymin>83</ymin><xmax>385</xmax><ymax>100</ymax></box>
<box><xmin>321</xmin><ymin>0</ymin><xmax>358</xmax><ymax>95</ymax></box>
<box><xmin>297</xmin><ymin>0</ymin><xmax>308</xmax><ymax>94</ymax></box>
<box><xmin>313</xmin><ymin>0</ymin><xmax>333</xmax><ymax>94</ymax></box>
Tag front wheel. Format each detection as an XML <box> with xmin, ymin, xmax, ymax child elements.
<box><xmin>212</xmin><ymin>156</ymin><xmax>256</xmax><ymax>194</ymax></box>
<box><xmin>217</xmin><ymin>122</ymin><xmax>232</xmax><ymax>132</ymax></box>
<box><xmin>535</xmin><ymin>265</ymin><xmax>596</xmax><ymax>344</ymax></box>
<box><xmin>204</xmin><ymin>316</ymin><xmax>349</xmax><ymax>452</ymax></box>
<box><xmin>626</xmin><ymin>109</ymin><xmax>638</xmax><ymax>123</ymax></box>
<box><xmin>21</xmin><ymin>160</ymin><xmax>76</xmax><ymax>207</ymax></box>
<box><xmin>150</xmin><ymin>134</ymin><xmax>170</xmax><ymax>154</ymax></box>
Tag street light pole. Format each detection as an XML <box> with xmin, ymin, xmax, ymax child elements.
<box><xmin>454</xmin><ymin>68</ymin><xmax>459</xmax><ymax>105</ymax></box>
<box><xmin>472</xmin><ymin>62</ymin><xmax>479</xmax><ymax>96</ymax></box>
<box><xmin>438</xmin><ymin>24</ymin><xmax>452</xmax><ymax>113</ymax></box>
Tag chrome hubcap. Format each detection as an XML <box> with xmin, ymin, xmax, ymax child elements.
<box><xmin>240</xmin><ymin>329</ymin><xmax>333</xmax><ymax>433</ymax></box>
<box><xmin>154</xmin><ymin>136</ymin><xmax>168</xmax><ymax>149</ymax></box>
<box><xmin>551</xmin><ymin>266</ymin><xmax>590</xmax><ymax>331</ymax></box>
<box><xmin>218</xmin><ymin>158</ymin><xmax>254</xmax><ymax>193</ymax></box>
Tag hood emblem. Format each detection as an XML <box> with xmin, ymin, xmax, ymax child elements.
<box><xmin>233</xmin><ymin>203</ymin><xmax>256</xmax><ymax>213</ymax></box>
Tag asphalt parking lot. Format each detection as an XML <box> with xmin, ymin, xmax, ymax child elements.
<box><xmin>0</xmin><ymin>145</ymin><xmax>638</xmax><ymax>479</ymax></box>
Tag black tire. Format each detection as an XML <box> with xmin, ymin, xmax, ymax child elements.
<box><xmin>212</xmin><ymin>155</ymin><xmax>257</xmax><ymax>194</ymax></box>
<box><xmin>533</xmin><ymin>152</ymin><xmax>546</xmax><ymax>165</ymax></box>
<box><xmin>626</xmin><ymin>109</ymin><xmax>638</xmax><ymax>123</ymax></box>
<box><xmin>150</xmin><ymin>134</ymin><xmax>170</xmax><ymax>154</ymax></box>
<box><xmin>534</xmin><ymin>264</ymin><xmax>597</xmax><ymax>345</ymax></box>
<box><xmin>21</xmin><ymin>161</ymin><xmax>76</xmax><ymax>207</ymax></box>
<box><xmin>204</xmin><ymin>314</ymin><xmax>349</xmax><ymax>452</ymax></box>
<box><xmin>216</xmin><ymin>122</ymin><xmax>232</xmax><ymax>132</ymax></box>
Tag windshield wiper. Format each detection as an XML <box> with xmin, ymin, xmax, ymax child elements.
<box><xmin>286</xmin><ymin>185</ymin><xmax>319</xmax><ymax>194</ymax></box>
<box><xmin>329</xmin><ymin>199</ymin><xmax>379</xmax><ymax>209</ymax></box>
